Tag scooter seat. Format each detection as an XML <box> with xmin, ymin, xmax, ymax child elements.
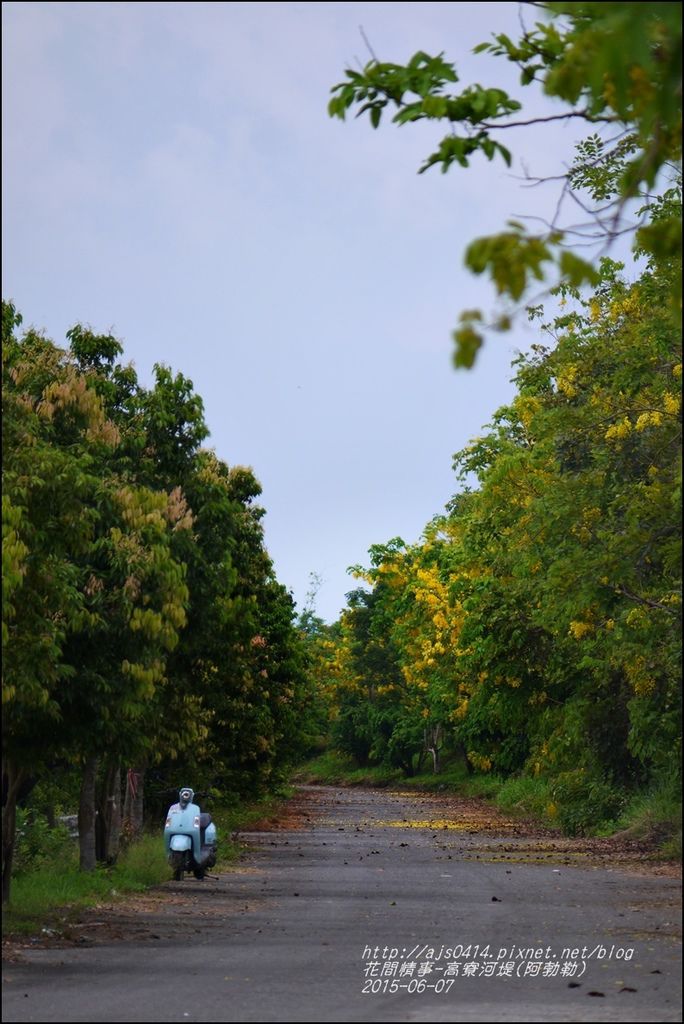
<box><xmin>199</xmin><ymin>812</ymin><xmax>212</xmax><ymax>828</ymax></box>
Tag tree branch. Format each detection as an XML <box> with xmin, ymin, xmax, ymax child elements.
<box><xmin>616</xmin><ymin>585</ymin><xmax>679</xmax><ymax>617</ymax></box>
<box><xmin>358</xmin><ymin>25</ymin><xmax>378</xmax><ymax>63</ymax></box>
<box><xmin>481</xmin><ymin>111</ymin><xmax>616</xmax><ymax>130</ymax></box>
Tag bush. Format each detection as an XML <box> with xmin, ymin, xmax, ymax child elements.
<box><xmin>496</xmin><ymin>775</ymin><xmax>554</xmax><ymax>820</ymax></box>
<box><xmin>551</xmin><ymin>769</ymin><xmax>626</xmax><ymax>835</ymax></box>
<box><xmin>617</xmin><ymin>773</ymin><xmax>682</xmax><ymax>852</ymax></box>
<box><xmin>13</xmin><ymin>810</ymin><xmax>73</xmax><ymax>875</ymax></box>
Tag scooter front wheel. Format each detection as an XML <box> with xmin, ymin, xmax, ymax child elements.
<box><xmin>169</xmin><ymin>850</ymin><xmax>185</xmax><ymax>881</ymax></box>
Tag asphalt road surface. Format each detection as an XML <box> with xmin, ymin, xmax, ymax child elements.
<box><xmin>2</xmin><ymin>786</ymin><xmax>681</xmax><ymax>1022</ymax></box>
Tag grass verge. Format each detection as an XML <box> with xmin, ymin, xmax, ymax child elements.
<box><xmin>3</xmin><ymin>790</ymin><xmax>294</xmax><ymax>937</ymax></box>
<box><xmin>3</xmin><ymin>835</ymin><xmax>168</xmax><ymax>936</ymax></box>
<box><xmin>615</xmin><ymin>775</ymin><xmax>682</xmax><ymax>857</ymax></box>
<box><xmin>293</xmin><ymin>750</ymin><xmax>402</xmax><ymax>787</ymax></box>
<box><xmin>294</xmin><ymin>750</ymin><xmax>501</xmax><ymax>799</ymax></box>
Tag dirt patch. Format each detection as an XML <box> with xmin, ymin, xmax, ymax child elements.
<box><xmin>2</xmin><ymin>868</ymin><xmax>261</xmax><ymax>961</ymax></box>
<box><xmin>457</xmin><ymin>839</ymin><xmax>682</xmax><ymax>876</ymax></box>
<box><xmin>236</xmin><ymin>787</ymin><xmax>320</xmax><ymax>832</ymax></box>
<box><xmin>380</xmin><ymin>788</ymin><xmax>681</xmax><ymax>876</ymax></box>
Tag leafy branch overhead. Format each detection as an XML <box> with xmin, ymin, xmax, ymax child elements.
<box><xmin>329</xmin><ymin>51</ymin><xmax>519</xmax><ymax>172</ymax></box>
<box><xmin>329</xmin><ymin>3</ymin><xmax>682</xmax><ymax>367</ymax></box>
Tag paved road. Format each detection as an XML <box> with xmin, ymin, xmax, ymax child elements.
<box><xmin>2</xmin><ymin>786</ymin><xmax>681</xmax><ymax>1022</ymax></box>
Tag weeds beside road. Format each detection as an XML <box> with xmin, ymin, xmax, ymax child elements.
<box><xmin>2</xmin><ymin>790</ymin><xmax>293</xmax><ymax>937</ymax></box>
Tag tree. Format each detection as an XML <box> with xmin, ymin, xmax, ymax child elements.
<box><xmin>2</xmin><ymin>308</ymin><xmax>114</xmax><ymax>892</ymax></box>
<box><xmin>157</xmin><ymin>451</ymin><xmax>315</xmax><ymax>801</ymax></box>
<box><xmin>329</xmin><ymin>2</ymin><xmax>681</xmax><ymax>366</ymax></box>
<box><xmin>320</xmin><ymin>210</ymin><xmax>680</xmax><ymax>827</ymax></box>
<box><xmin>2</xmin><ymin>306</ymin><xmax>313</xmax><ymax>897</ymax></box>
<box><xmin>1</xmin><ymin>310</ymin><xmax>192</xmax><ymax>884</ymax></box>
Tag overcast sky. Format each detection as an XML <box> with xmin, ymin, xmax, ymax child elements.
<box><xmin>2</xmin><ymin>2</ymin><xmax>619</xmax><ymax>622</ymax></box>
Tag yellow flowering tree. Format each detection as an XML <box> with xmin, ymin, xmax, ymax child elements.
<box><xmin>322</xmin><ymin>201</ymin><xmax>680</xmax><ymax>828</ymax></box>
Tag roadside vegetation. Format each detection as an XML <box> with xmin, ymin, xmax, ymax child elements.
<box><xmin>298</xmin><ymin>232</ymin><xmax>682</xmax><ymax>847</ymax></box>
<box><xmin>2</xmin><ymin>790</ymin><xmax>293</xmax><ymax>936</ymax></box>
<box><xmin>297</xmin><ymin>753</ymin><xmax>681</xmax><ymax>857</ymax></box>
<box><xmin>309</xmin><ymin>3</ymin><xmax>681</xmax><ymax>859</ymax></box>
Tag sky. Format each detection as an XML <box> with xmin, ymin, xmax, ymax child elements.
<box><xmin>2</xmin><ymin>2</ymin><xmax>615</xmax><ymax>622</ymax></box>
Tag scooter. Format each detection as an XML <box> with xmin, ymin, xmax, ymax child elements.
<box><xmin>164</xmin><ymin>787</ymin><xmax>217</xmax><ymax>880</ymax></box>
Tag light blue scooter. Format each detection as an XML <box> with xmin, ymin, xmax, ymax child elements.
<box><xmin>164</xmin><ymin>787</ymin><xmax>217</xmax><ymax>881</ymax></box>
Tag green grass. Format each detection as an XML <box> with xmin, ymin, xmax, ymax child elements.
<box><xmin>495</xmin><ymin>774</ymin><xmax>555</xmax><ymax>820</ymax></box>
<box><xmin>392</xmin><ymin>761</ymin><xmax>469</xmax><ymax>790</ymax></box>
<box><xmin>615</xmin><ymin>775</ymin><xmax>682</xmax><ymax>856</ymax></box>
<box><xmin>4</xmin><ymin>834</ymin><xmax>169</xmax><ymax>934</ymax></box>
<box><xmin>3</xmin><ymin>790</ymin><xmax>297</xmax><ymax>936</ymax></box>
<box><xmin>295</xmin><ymin>750</ymin><xmax>502</xmax><ymax>798</ymax></box>
<box><xmin>293</xmin><ymin>750</ymin><xmax>402</xmax><ymax>787</ymax></box>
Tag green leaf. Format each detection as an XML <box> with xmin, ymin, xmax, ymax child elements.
<box><xmin>558</xmin><ymin>251</ymin><xmax>602</xmax><ymax>288</ymax></box>
<box><xmin>452</xmin><ymin>324</ymin><xmax>484</xmax><ymax>369</ymax></box>
<box><xmin>495</xmin><ymin>142</ymin><xmax>512</xmax><ymax>167</ymax></box>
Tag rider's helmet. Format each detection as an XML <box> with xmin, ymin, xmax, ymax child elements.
<box><xmin>179</xmin><ymin>787</ymin><xmax>194</xmax><ymax>808</ymax></box>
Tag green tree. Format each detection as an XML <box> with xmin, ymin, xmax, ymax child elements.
<box><xmin>2</xmin><ymin>307</ymin><xmax>312</xmax><ymax>896</ymax></box>
<box><xmin>447</xmin><ymin>239</ymin><xmax>680</xmax><ymax>813</ymax></box>
<box><xmin>320</xmin><ymin>217</ymin><xmax>680</xmax><ymax>827</ymax></box>
<box><xmin>2</xmin><ymin>310</ymin><xmax>192</xmax><ymax>883</ymax></box>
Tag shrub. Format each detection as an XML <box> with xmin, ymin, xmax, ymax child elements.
<box><xmin>551</xmin><ymin>769</ymin><xmax>625</xmax><ymax>835</ymax></box>
<box><xmin>13</xmin><ymin>810</ymin><xmax>73</xmax><ymax>875</ymax></box>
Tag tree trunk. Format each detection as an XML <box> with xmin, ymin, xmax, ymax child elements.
<box><xmin>2</xmin><ymin>759</ymin><xmax>28</xmax><ymax>904</ymax></box>
<box><xmin>78</xmin><ymin>755</ymin><xmax>98</xmax><ymax>872</ymax></box>
<box><xmin>457</xmin><ymin>741</ymin><xmax>474</xmax><ymax>775</ymax></box>
<box><xmin>96</xmin><ymin>759</ymin><xmax>121</xmax><ymax>864</ymax></box>
<box><xmin>424</xmin><ymin>724</ymin><xmax>443</xmax><ymax>774</ymax></box>
<box><xmin>122</xmin><ymin>767</ymin><xmax>145</xmax><ymax>841</ymax></box>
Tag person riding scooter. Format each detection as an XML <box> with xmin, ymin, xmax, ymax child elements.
<box><xmin>164</xmin><ymin>786</ymin><xmax>217</xmax><ymax>880</ymax></box>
